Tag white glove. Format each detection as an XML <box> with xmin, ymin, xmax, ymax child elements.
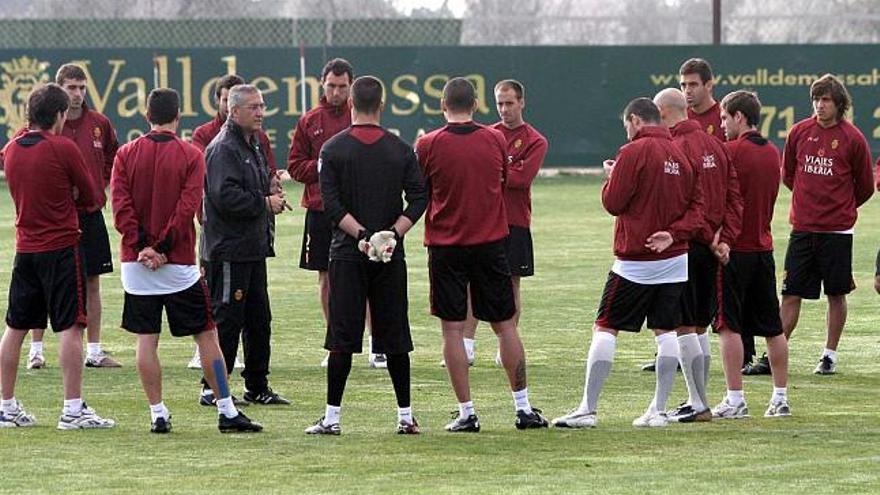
<box><xmin>369</xmin><ymin>231</ymin><xmax>397</xmax><ymax>263</ymax></box>
<box><xmin>358</xmin><ymin>238</ymin><xmax>380</xmax><ymax>261</ymax></box>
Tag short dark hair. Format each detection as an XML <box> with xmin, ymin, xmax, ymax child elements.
<box><xmin>443</xmin><ymin>77</ymin><xmax>476</xmax><ymax>113</ymax></box>
<box><xmin>322</xmin><ymin>58</ymin><xmax>354</xmax><ymax>82</ymax></box>
<box><xmin>214</xmin><ymin>74</ymin><xmax>246</xmax><ymax>100</ymax></box>
<box><xmin>27</xmin><ymin>83</ymin><xmax>69</xmax><ymax>130</ymax></box>
<box><xmin>810</xmin><ymin>74</ymin><xmax>851</xmax><ymax>120</ymax></box>
<box><xmin>721</xmin><ymin>90</ymin><xmax>761</xmax><ymax>127</ymax></box>
<box><xmin>55</xmin><ymin>63</ymin><xmax>87</xmax><ymax>84</ymax></box>
<box><xmin>494</xmin><ymin>79</ymin><xmax>524</xmax><ymax>100</ymax></box>
<box><xmin>622</xmin><ymin>97</ymin><xmax>660</xmax><ymax>124</ymax></box>
<box><xmin>679</xmin><ymin>58</ymin><xmax>714</xmax><ymax>84</ymax></box>
<box><xmin>351</xmin><ymin>76</ymin><xmax>383</xmax><ymax>114</ymax></box>
<box><xmin>147</xmin><ymin>88</ymin><xmax>180</xmax><ymax>125</ymax></box>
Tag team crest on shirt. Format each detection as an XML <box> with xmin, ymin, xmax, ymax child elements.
<box><xmin>817</xmin><ymin>148</ymin><xmax>825</xmax><ymax>157</ymax></box>
<box><xmin>706</xmin><ymin>124</ymin><xmax>715</xmax><ymax>135</ymax></box>
<box><xmin>514</xmin><ymin>138</ymin><xmax>522</xmax><ymax>149</ymax></box>
<box><xmin>92</xmin><ymin>126</ymin><xmax>103</xmax><ymax>148</ymax></box>
<box><xmin>0</xmin><ymin>56</ymin><xmax>50</xmax><ymax>139</ymax></box>
<box><xmin>831</xmin><ymin>139</ymin><xmax>839</xmax><ymax>150</ymax></box>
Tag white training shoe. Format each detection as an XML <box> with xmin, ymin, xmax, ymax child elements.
<box><xmin>439</xmin><ymin>357</ymin><xmax>475</xmax><ymax>368</ymax></box>
<box><xmin>632</xmin><ymin>410</ymin><xmax>668</xmax><ymax>428</ymax></box>
<box><xmin>764</xmin><ymin>399</ymin><xmax>791</xmax><ymax>418</ymax></box>
<box><xmin>57</xmin><ymin>404</ymin><xmax>116</xmax><ymax>430</ymax></box>
<box><xmin>187</xmin><ymin>351</ymin><xmax>202</xmax><ymax>369</ymax></box>
<box><xmin>369</xmin><ymin>353</ymin><xmax>388</xmax><ymax>369</ymax></box>
<box><xmin>711</xmin><ymin>398</ymin><xmax>750</xmax><ymax>419</ymax></box>
<box><xmin>27</xmin><ymin>353</ymin><xmax>46</xmax><ymax>370</ymax></box>
<box><xmin>494</xmin><ymin>350</ymin><xmax>503</xmax><ymax>366</ymax></box>
<box><xmin>0</xmin><ymin>401</ymin><xmax>37</xmax><ymax>428</ymax></box>
<box><xmin>233</xmin><ymin>355</ymin><xmax>245</xmax><ymax>369</ymax></box>
<box><xmin>551</xmin><ymin>409</ymin><xmax>597</xmax><ymax>429</ymax></box>
<box><xmin>320</xmin><ymin>354</ymin><xmax>330</xmax><ymax>368</ymax></box>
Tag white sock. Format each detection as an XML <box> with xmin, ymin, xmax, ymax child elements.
<box><xmin>650</xmin><ymin>332</ymin><xmax>680</xmax><ymax>413</ymax></box>
<box><xmin>822</xmin><ymin>348</ymin><xmax>837</xmax><ymax>362</ymax></box>
<box><xmin>676</xmin><ymin>333</ymin><xmax>706</xmax><ymax>411</ymax></box>
<box><xmin>216</xmin><ymin>396</ymin><xmax>238</xmax><ymax>419</ymax></box>
<box><xmin>1</xmin><ymin>398</ymin><xmax>17</xmax><ymax>413</ymax></box>
<box><xmin>458</xmin><ymin>400</ymin><xmax>475</xmax><ymax>419</ymax></box>
<box><xmin>463</xmin><ymin>338</ymin><xmax>475</xmax><ymax>361</ymax></box>
<box><xmin>324</xmin><ymin>405</ymin><xmax>341</xmax><ymax>425</ymax></box>
<box><xmin>29</xmin><ymin>342</ymin><xmax>43</xmax><ymax>355</ymax></box>
<box><xmin>577</xmin><ymin>331</ymin><xmax>616</xmax><ymax>414</ymax></box>
<box><xmin>63</xmin><ymin>398</ymin><xmax>84</xmax><ymax>416</ymax></box>
<box><xmin>398</xmin><ymin>406</ymin><xmax>413</xmax><ymax>424</ymax></box>
<box><xmin>149</xmin><ymin>402</ymin><xmax>169</xmax><ymax>422</ymax></box>
<box><xmin>697</xmin><ymin>332</ymin><xmax>710</xmax><ymax>356</ymax></box>
<box><xmin>726</xmin><ymin>389</ymin><xmax>745</xmax><ymax>406</ymax></box>
<box><xmin>87</xmin><ymin>343</ymin><xmax>102</xmax><ymax>357</ymax></box>
<box><xmin>512</xmin><ymin>388</ymin><xmax>532</xmax><ymax>414</ymax></box>
<box><xmin>771</xmin><ymin>387</ymin><xmax>787</xmax><ymax>403</ymax></box>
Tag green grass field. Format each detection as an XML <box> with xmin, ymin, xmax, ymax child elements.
<box><xmin>0</xmin><ymin>176</ymin><xmax>878</xmax><ymax>494</ymax></box>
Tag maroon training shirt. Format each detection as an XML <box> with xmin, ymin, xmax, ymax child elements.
<box><xmin>61</xmin><ymin>103</ymin><xmax>118</xmax><ymax>212</ymax></box>
<box><xmin>417</xmin><ymin>121</ymin><xmax>509</xmax><ymax>246</ymax></box>
<box><xmin>688</xmin><ymin>102</ymin><xmax>725</xmax><ymax>141</ymax></box>
<box><xmin>287</xmin><ymin>96</ymin><xmax>351</xmax><ymax>210</ymax></box>
<box><xmin>725</xmin><ymin>130</ymin><xmax>781</xmax><ymax>252</ymax></box>
<box><xmin>602</xmin><ymin>125</ymin><xmax>704</xmax><ymax>261</ymax></box>
<box><xmin>5</xmin><ymin>131</ymin><xmax>98</xmax><ymax>253</ymax></box>
<box><xmin>492</xmin><ymin>122</ymin><xmax>548</xmax><ymax>228</ymax></box>
<box><xmin>782</xmin><ymin>116</ymin><xmax>874</xmax><ymax>232</ymax></box>
<box><xmin>112</xmin><ymin>130</ymin><xmax>205</xmax><ymax>265</ymax></box>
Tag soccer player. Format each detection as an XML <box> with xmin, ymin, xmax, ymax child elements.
<box><xmin>288</xmin><ymin>59</ymin><xmax>386</xmax><ymax>369</ymax></box>
<box><xmin>679</xmin><ymin>58</ymin><xmax>724</xmax><ymax>141</ymax></box>
<box><xmin>304</xmin><ymin>76</ymin><xmax>427</xmax><ymax>435</ymax></box>
<box><xmin>552</xmin><ymin>97</ymin><xmax>702</xmax><ymax>429</ymax></box>
<box><xmin>202</xmin><ymin>84</ymin><xmax>291</xmax><ymax>405</ymax></box>
<box><xmin>418</xmin><ymin>77</ymin><xmax>548</xmax><ymax>432</ymax></box>
<box><xmin>653</xmin><ymin>88</ymin><xmax>742</xmax><ymax>423</ymax></box>
<box><xmin>447</xmin><ymin>79</ymin><xmax>548</xmax><ymax>367</ymax></box>
<box><xmin>0</xmin><ymin>83</ymin><xmax>114</xmax><ymax>429</ymax></box>
<box><xmin>780</xmin><ymin>74</ymin><xmax>874</xmax><ymax>375</ymax></box>
<box><xmin>711</xmin><ymin>90</ymin><xmax>790</xmax><ymax>418</ymax></box>
<box><xmin>111</xmin><ymin>88</ymin><xmax>261</xmax><ymax>433</ymax></box>
<box><xmin>25</xmin><ymin>64</ymin><xmax>121</xmax><ymax>369</ymax></box>
<box><xmin>187</xmin><ymin>73</ymin><xmax>278</xmax><ymax>371</ymax></box>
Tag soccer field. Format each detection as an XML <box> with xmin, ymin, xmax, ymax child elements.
<box><xmin>1</xmin><ymin>176</ymin><xmax>878</xmax><ymax>494</ymax></box>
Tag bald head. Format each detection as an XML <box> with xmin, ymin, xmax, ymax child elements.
<box><xmin>653</xmin><ymin>88</ymin><xmax>688</xmax><ymax>127</ymax></box>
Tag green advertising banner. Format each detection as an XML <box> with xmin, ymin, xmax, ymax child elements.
<box><xmin>1</xmin><ymin>46</ymin><xmax>878</xmax><ymax>167</ymax></box>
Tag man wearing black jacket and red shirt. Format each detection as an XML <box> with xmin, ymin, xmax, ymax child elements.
<box><xmin>780</xmin><ymin>74</ymin><xmax>874</xmax><ymax>375</ymax></box>
<box><xmin>304</xmin><ymin>76</ymin><xmax>427</xmax><ymax>435</ymax></box>
<box><xmin>203</xmin><ymin>84</ymin><xmax>290</xmax><ymax>406</ymax></box>
<box><xmin>112</xmin><ymin>88</ymin><xmax>261</xmax><ymax>434</ymax></box>
<box><xmin>0</xmin><ymin>83</ymin><xmax>114</xmax><ymax>429</ymax></box>
<box><xmin>553</xmin><ymin>98</ymin><xmax>703</xmax><ymax>429</ymax></box>
<box><xmin>25</xmin><ymin>64</ymin><xmax>121</xmax><ymax>370</ymax></box>
<box><xmin>653</xmin><ymin>87</ymin><xmax>743</xmax><ymax>423</ymax></box>
<box><xmin>417</xmin><ymin>77</ymin><xmax>548</xmax><ymax>432</ymax></box>
<box><xmin>711</xmin><ymin>90</ymin><xmax>791</xmax><ymax>419</ymax></box>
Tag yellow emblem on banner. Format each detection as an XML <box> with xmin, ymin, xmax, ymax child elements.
<box><xmin>0</xmin><ymin>56</ymin><xmax>51</xmax><ymax>139</ymax></box>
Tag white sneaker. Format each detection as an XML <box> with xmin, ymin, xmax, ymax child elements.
<box><xmin>187</xmin><ymin>351</ymin><xmax>202</xmax><ymax>369</ymax></box>
<box><xmin>764</xmin><ymin>399</ymin><xmax>791</xmax><ymax>417</ymax></box>
<box><xmin>494</xmin><ymin>350</ymin><xmax>503</xmax><ymax>366</ymax></box>
<box><xmin>57</xmin><ymin>404</ymin><xmax>116</xmax><ymax>430</ymax></box>
<box><xmin>84</xmin><ymin>351</ymin><xmax>122</xmax><ymax>368</ymax></box>
<box><xmin>27</xmin><ymin>353</ymin><xmax>46</xmax><ymax>369</ymax></box>
<box><xmin>551</xmin><ymin>409</ymin><xmax>597</xmax><ymax>429</ymax></box>
<box><xmin>320</xmin><ymin>354</ymin><xmax>329</xmax><ymax>368</ymax></box>
<box><xmin>711</xmin><ymin>398</ymin><xmax>750</xmax><ymax>419</ymax></box>
<box><xmin>632</xmin><ymin>410</ymin><xmax>668</xmax><ymax>428</ymax></box>
<box><xmin>439</xmin><ymin>357</ymin><xmax>475</xmax><ymax>368</ymax></box>
<box><xmin>233</xmin><ymin>355</ymin><xmax>244</xmax><ymax>369</ymax></box>
<box><xmin>369</xmin><ymin>353</ymin><xmax>388</xmax><ymax>369</ymax></box>
<box><xmin>0</xmin><ymin>401</ymin><xmax>37</xmax><ymax>427</ymax></box>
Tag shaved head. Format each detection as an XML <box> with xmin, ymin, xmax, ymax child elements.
<box><xmin>653</xmin><ymin>87</ymin><xmax>688</xmax><ymax>127</ymax></box>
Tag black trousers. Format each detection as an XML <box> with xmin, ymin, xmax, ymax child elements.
<box><xmin>208</xmin><ymin>259</ymin><xmax>272</xmax><ymax>393</ymax></box>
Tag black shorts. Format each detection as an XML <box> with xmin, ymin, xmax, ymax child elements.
<box><xmin>122</xmin><ymin>279</ymin><xmax>214</xmax><ymax>337</ymax></box>
<box><xmin>505</xmin><ymin>225</ymin><xmax>535</xmax><ymax>277</ymax></box>
<box><xmin>713</xmin><ymin>251</ymin><xmax>782</xmax><ymax>337</ymax></box>
<box><xmin>428</xmin><ymin>240</ymin><xmax>516</xmax><ymax>323</ymax></box>
<box><xmin>782</xmin><ymin>231</ymin><xmax>854</xmax><ymax>299</ymax></box>
<box><xmin>299</xmin><ymin>209</ymin><xmax>331</xmax><ymax>272</ymax></box>
<box><xmin>325</xmin><ymin>259</ymin><xmax>413</xmax><ymax>354</ymax></box>
<box><xmin>680</xmin><ymin>243</ymin><xmax>718</xmax><ymax>327</ymax></box>
<box><xmin>5</xmin><ymin>246</ymin><xmax>87</xmax><ymax>332</ymax></box>
<box><xmin>79</xmin><ymin>210</ymin><xmax>113</xmax><ymax>276</ymax></box>
<box><xmin>595</xmin><ymin>271</ymin><xmax>685</xmax><ymax>332</ymax></box>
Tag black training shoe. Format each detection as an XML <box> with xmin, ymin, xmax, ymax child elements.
<box><xmin>676</xmin><ymin>407</ymin><xmax>712</xmax><ymax>423</ymax></box>
<box><xmin>150</xmin><ymin>415</ymin><xmax>172</xmax><ymax>434</ymax></box>
<box><xmin>397</xmin><ymin>417</ymin><xmax>420</xmax><ymax>435</ymax></box>
<box><xmin>743</xmin><ymin>354</ymin><xmax>771</xmax><ymax>375</ymax></box>
<box><xmin>218</xmin><ymin>410</ymin><xmax>263</xmax><ymax>433</ymax></box>
<box><xmin>199</xmin><ymin>392</ymin><xmax>247</xmax><ymax>407</ymax></box>
<box><xmin>666</xmin><ymin>402</ymin><xmax>694</xmax><ymax>422</ymax></box>
<box><xmin>445</xmin><ymin>413</ymin><xmax>480</xmax><ymax>433</ymax></box>
<box><xmin>243</xmin><ymin>388</ymin><xmax>291</xmax><ymax>405</ymax></box>
<box><xmin>515</xmin><ymin>408</ymin><xmax>549</xmax><ymax>430</ymax></box>
<box><xmin>814</xmin><ymin>355</ymin><xmax>837</xmax><ymax>375</ymax></box>
<box><xmin>640</xmin><ymin>361</ymin><xmax>656</xmax><ymax>372</ymax></box>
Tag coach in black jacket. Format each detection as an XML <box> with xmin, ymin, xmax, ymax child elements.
<box><xmin>202</xmin><ymin>84</ymin><xmax>290</xmax><ymax>406</ymax></box>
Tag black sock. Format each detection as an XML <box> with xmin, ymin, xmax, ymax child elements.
<box><xmin>327</xmin><ymin>352</ymin><xmax>353</xmax><ymax>407</ymax></box>
<box><xmin>386</xmin><ymin>353</ymin><xmax>411</xmax><ymax>408</ymax></box>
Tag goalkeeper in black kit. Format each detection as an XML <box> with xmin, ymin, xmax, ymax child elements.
<box><xmin>305</xmin><ymin>76</ymin><xmax>428</xmax><ymax>435</ymax></box>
